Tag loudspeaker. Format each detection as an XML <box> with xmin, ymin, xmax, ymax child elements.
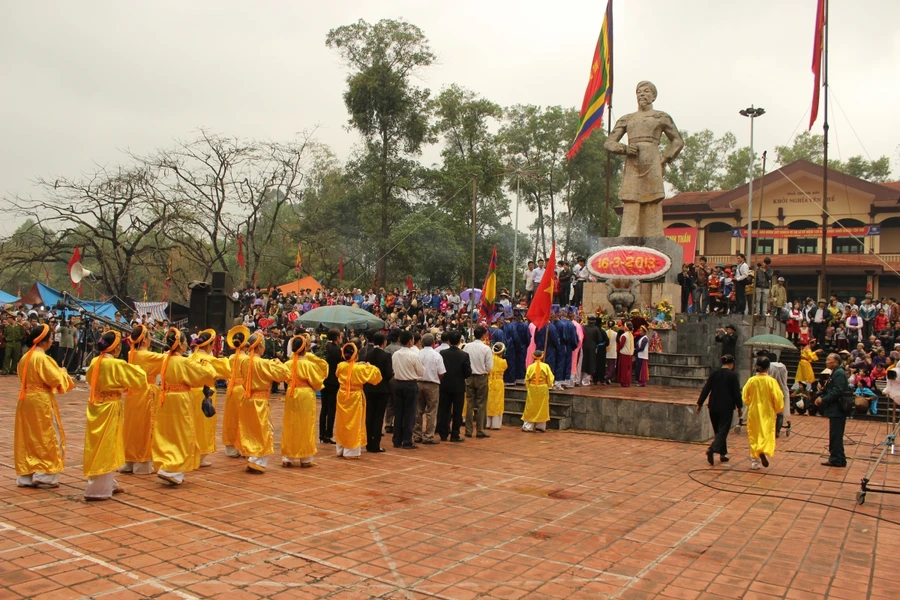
<box><xmin>189</xmin><ymin>284</ymin><xmax>210</xmax><ymax>330</ymax></box>
<box><xmin>211</xmin><ymin>271</ymin><xmax>233</xmax><ymax>295</ymax></box>
<box><xmin>207</xmin><ymin>294</ymin><xmax>236</xmax><ymax>334</ymax></box>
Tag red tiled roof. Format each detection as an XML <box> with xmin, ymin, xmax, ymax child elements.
<box><xmin>661</xmin><ymin>191</ymin><xmax>722</xmax><ymax>207</ymax></box>
<box><xmin>882</xmin><ymin>181</ymin><xmax>900</xmax><ymax>192</ymax></box>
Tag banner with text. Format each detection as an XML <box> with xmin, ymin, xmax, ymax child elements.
<box><xmin>731</xmin><ymin>225</ymin><xmax>880</xmax><ymax>239</ymax></box>
<box><xmin>664</xmin><ymin>227</ymin><xmax>698</xmax><ymax>261</ymax></box>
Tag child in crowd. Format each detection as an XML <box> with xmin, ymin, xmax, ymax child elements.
<box><xmin>799</xmin><ymin>321</ymin><xmax>810</xmax><ymax>347</ymax></box>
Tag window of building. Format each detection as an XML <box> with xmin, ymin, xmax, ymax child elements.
<box><xmin>789</xmin><ymin>238</ymin><xmax>818</xmax><ymax>254</ymax></box>
<box><xmin>831</xmin><ymin>218</ymin><xmax>866</xmax><ymax>255</ymax></box>
<box><xmin>752</xmin><ymin>238</ymin><xmax>774</xmax><ymax>256</ymax></box>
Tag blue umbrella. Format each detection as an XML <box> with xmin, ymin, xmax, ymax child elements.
<box><xmin>296</xmin><ymin>305</ymin><xmax>385</xmax><ymax>331</ymax></box>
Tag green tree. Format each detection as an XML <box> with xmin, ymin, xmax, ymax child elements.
<box><xmin>775</xmin><ymin>131</ymin><xmax>893</xmax><ymax>182</ymax></box>
<box><xmin>326</xmin><ymin>19</ymin><xmax>435</xmax><ymax>286</ymax></box>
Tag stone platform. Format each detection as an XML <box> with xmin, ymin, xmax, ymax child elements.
<box><xmin>503</xmin><ymin>383</ymin><xmax>713</xmax><ymax>442</ymax></box>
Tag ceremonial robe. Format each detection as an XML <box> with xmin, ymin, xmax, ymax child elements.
<box><xmin>742</xmin><ymin>374</ymin><xmax>784</xmax><ymax>462</ymax></box>
<box><xmin>189</xmin><ymin>351</ymin><xmax>231</xmax><ymax>457</ymax></box>
<box><xmin>123</xmin><ymin>350</ymin><xmax>165</xmax><ymax>474</ymax></box>
<box><xmin>522</xmin><ymin>359</ymin><xmax>554</xmax><ymax>431</ymax></box>
<box><xmin>282</xmin><ymin>353</ymin><xmax>327</xmax><ymax>465</ymax></box>
<box><xmin>223</xmin><ymin>351</ymin><xmax>249</xmax><ymax>456</ymax></box>
<box><xmin>239</xmin><ymin>355</ymin><xmax>291</xmax><ymax>470</ymax></box>
<box><xmin>335</xmin><ymin>361</ymin><xmax>383</xmax><ymax>457</ymax></box>
<box><xmin>486</xmin><ymin>355</ymin><xmax>507</xmax><ymax>429</ymax></box>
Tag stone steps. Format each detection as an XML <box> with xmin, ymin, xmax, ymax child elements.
<box><xmin>502</xmin><ymin>388</ymin><xmax>573</xmax><ymax>430</ymax></box>
<box><xmin>649</xmin><ymin>364</ymin><xmax>710</xmax><ymax>379</ymax></box>
<box><xmin>651</xmin><ymin>374</ymin><xmax>708</xmax><ymax>389</ymax></box>
<box><xmin>502</xmin><ymin>411</ymin><xmax>572</xmax><ymax>430</ymax></box>
<box><xmin>649</xmin><ymin>353</ymin><xmax>705</xmax><ymax>367</ymax></box>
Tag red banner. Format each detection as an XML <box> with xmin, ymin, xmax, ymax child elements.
<box><xmin>664</xmin><ymin>227</ymin><xmax>698</xmax><ymax>261</ymax></box>
<box><xmin>588</xmin><ymin>246</ymin><xmax>672</xmax><ymax>280</ymax></box>
<box><xmin>731</xmin><ymin>225</ymin><xmax>879</xmax><ymax>239</ymax></box>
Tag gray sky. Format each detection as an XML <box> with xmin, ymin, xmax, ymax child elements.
<box><xmin>1</xmin><ymin>0</ymin><xmax>897</xmax><ymax>237</ymax></box>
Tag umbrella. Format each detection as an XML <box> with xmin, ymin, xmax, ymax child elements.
<box><xmin>296</xmin><ymin>305</ymin><xmax>385</xmax><ymax>331</ymax></box>
<box><xmin>460</xmin><ymin>288</ymin><xmax>482</xmax><ymax>304</ymax></box>
<box><xmin>743</xmin><ymin>334</ymin><xmax>796</xmax><ymax>351</ymax></box>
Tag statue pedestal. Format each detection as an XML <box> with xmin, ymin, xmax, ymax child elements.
<box><xmin>584</xmin><ymin>236</ymin><xmax>684</xmax><ymax>315</ymax></box>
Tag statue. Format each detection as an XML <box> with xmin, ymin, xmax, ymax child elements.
<box><xmin>605</xmin><ymin>81</ymin><xmax>684</xmax><ymax>238</ymax></box>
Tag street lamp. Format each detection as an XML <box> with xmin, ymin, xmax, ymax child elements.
<box><xmin>739</xmin><ymin>105</ymin><xmax>765</xmax><ymax>273</ymax></box>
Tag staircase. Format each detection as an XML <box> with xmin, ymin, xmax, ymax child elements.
<box><xmin>648</xmin><ymin>353</ymin><xmax>709</xmax><ymax>388</ymax></box>
<box><xmin>501</xmin><ymin>388</ymin><xmax>573</xmax><ymax>430</ymax></box>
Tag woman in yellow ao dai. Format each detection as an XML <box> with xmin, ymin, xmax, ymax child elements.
<box><xmin>84</xmin><ymin>331</ymin><xmax>148</xmax><ymax>500</ymax></box>
<box><xmin>189</xmin><ymin>329</ymin><xmax>231</xmax><ymax>466</ymax></box>
<box><xmin>238</xmin><ymin>332</ymin><xmax>291</xmax><ymax>473</ymax></box>
<box><xmin>153</xmin><ymin>328</ymin><xmax>217</xmax><ymax>486</ymax></box>
<box><xmin>281</xmin><ymin>335</ymin><xmax>328</xmax><ymax>467</ymax></box>
<box><xmin>120</xmin><ymin>324</ymin><xmax>165</xmax><ymax>475</ymax></box>
<box><xmin>486</xmin><ymin>342</ymin><xmax>508</xmax><ymax>430</ymax></box>
<box><xmin>223</xmin><ymin>325</ymin><xmax>250</xmax><ymax>457</ymax></box>
<box><xmin>522</xmin><ymin>350</ymin><xmax>554</xmax><ymax>432</ymax></box>
<box><xmin>335</xmin><ymin>343</ymin><xmax>383</xmax><ymax>458</ymax></box>
<box><xmin>15</xmin><ymin>324</ymin><xmax>75</xmax><ymax>488</ymax></box>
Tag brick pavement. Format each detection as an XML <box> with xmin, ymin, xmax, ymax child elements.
<box><xmin>0</xmin><ymin>374</ymin><xmax>897</xmax><ymax>599</ymax></box>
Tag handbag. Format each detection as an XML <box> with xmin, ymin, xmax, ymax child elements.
<box><xmin>201</xmin><ymin>386</ymin><xmax>216</xmax><ymax>418</ymax></box>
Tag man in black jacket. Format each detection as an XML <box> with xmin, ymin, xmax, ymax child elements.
<box><xmin>715</xmin><ymin>325</ymin><xmax>738</xmax><ymax>358</ymax></box>
<box><xmin>697</xmin><ymin>354</ymin><xmax>742</xmax><ymax>465</ymax></box>
<box><xmin>581</xmin><ymin>316</ymin><xmax>602</xmax><ymax>386</ymax></box>
<box><xmin>320</xmin><ymin>329</ymin><xmax>343</xmax><ymax>444</ymax></box>
<box><xmin>816</xmin><ymin>353</ymin><xmax>849</xmax><ymax>467</ymax></box>
<box><xmin>438</xmin><ymin>330</ymin><xmax>472</xmax><ymax>442</ymax></box>
<box><xmin>361</xmin><ymin>332</ymin><xmax>393</xmax><ymax>453</ymax></box>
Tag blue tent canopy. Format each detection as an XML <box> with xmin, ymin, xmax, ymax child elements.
<box><xmin>0</xmin><ymin>290</ymin><xmax>19</xmax><ymax>304</ymax></box>
<box><xmin>20</xmin><ymin>282</ymin><xmax>118</xmax><ymax>320</ymax></box>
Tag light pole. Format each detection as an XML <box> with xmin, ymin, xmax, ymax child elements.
<box><xmin>739</xmin><ymin>106</ymin><xmax>765</xmax><ymax>273</ymax></box>
<box><xmin>512</xmin><ymin>175</ymin><xmax>521</xmax><ymax>300</ymax></box>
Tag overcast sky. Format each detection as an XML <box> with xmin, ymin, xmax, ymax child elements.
<box><xmin>1</xmin><ymin>0</ymin><xmax>897</xmax><ymax>237</ymax></box>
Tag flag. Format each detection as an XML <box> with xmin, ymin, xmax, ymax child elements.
<box><xmin>142</xmin><ymin>281</ymin><xmax>148</xmax><ymax>302</ymax></box>
<box><xmin>526</xmin><ymin>245</ymin><xmax>556</xmax><ymax>330</ymax></box>
<box><xmin>44</xmin><ymin>265</ymin><xmax>50</xmax><ymax>285</ymax></box>
<box><xmin>68</xmin><ymin>246</ymin><xmax>81</xmax><ymax>289</ymax></box>
<box><xmin>339</xmin><ymin>254</ymin><xmax>344</xmax><ymax>281</ymax></box>
<box><xmin>406</xmin><ymin>275</ymin><xmax>414</xmax><ymax>292</ymax></box>
<box><xmin>567</xmin><ymin>1</ymin><xmax>613</xmax><ymax>160</ymax></box>
<box><xmin>17</xmin><ymin>285</ymin><xmax>21</xmax><ymax>298</ymax></box>
<box><xmin>162</xmin><ymin>254</ymin><xmax>173</xmax><ymax>302</ymax></box>
<box><xmin>295</xmin><ymin>242</ymin><xmax>302</xmax><ymax>276</ymax></box>
<box><xmin>253</xmin><ymin>272</ymin><xmax>258</xmax><ymax>288</ymax></box>
<box><xmin>78</xmin><ymin>283</ymin><xmax>83</xmax><ymax>297</ymax></box>
<box><xmin>809</xmin><ymin>0</ymin><xmax>826</xmax><ymax>130</ymax></box>
<box><xmin>237</xmin><ymin>234</ymin><xmax>245</xmax><ymax>269</ymax></box>
<box><xmin>479</xmin><ymin>245</ymin><xmax>498</xmax><ymax>315</ymax></box>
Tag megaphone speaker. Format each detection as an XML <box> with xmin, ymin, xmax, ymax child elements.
<box><xmin>70</xmin><ymin>262</ymin><xmax>93</xmax><ymax>284</ymax></box>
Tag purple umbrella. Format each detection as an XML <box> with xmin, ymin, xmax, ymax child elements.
<box><xmin>460</xmin><ymin>288</ymin><xmax>482</xmax><ymax>304</ymax></box>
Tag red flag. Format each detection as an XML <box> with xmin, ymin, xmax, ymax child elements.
<box><xmin>17</xmin><ymin>285</ymin><xmax>21</xmax><ymax>298</ymax></box>
<box><xmin>44</xmin><ymin>265</ymin><xmax>51</xmax><ymax>285</ymax></box>
<box><xmin>406</xmin><ymin>275</ymin><xmax>414</xmax><ymax>292</ymax></box>
<box><xmin>253</xmin><ymin>272</ymin><xmax>258</xmax><ymax>288</ymax></box>
<box><xmin>237</xmin><ymin>234</ymin><xmax>245</xmax><ymax>269</ymax></box>
<box><xmin>295</xmin><ymin>242</ymin><xmax>302</xmax><ymax>276</ymax></box>
<box><xmin>78</xmin><ymin>283</ymin><xmax>83</xmax><ymax>297</ymax></box>
<box><xmin>526</xmin><ymin>245</ymin><xmax>556</xmax><ymax>331</ymax></box>
<box><xmin>808</xmin><ymin>0</ymin><xmax>826</xmax><ymax>130</ymax></box>
<box><xmin>339</xmin><ymin>255</ymin><xmax>344</xmax><ymax>281</ymax></box>
<box><xmin>373</xmin><ymin>277</ymin><xmax>378</xmax><ymax>290</ymax></box>
<box><xmin>68</xmin><ymin>246</ymin><xmax>81</xmax><ymax>289</ymax></box>
<box><xmin>479</xmin><ymin>245</ymin><xmax>498</xmax><ymax>315</ymax></box>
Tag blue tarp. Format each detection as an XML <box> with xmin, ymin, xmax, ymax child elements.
<box><xmin>21</xmin><ymin>282</ymin><xmax>118</xmax><ymax>319</ymax></box>
<box><xmin>0</xmin><ymin>290</ymin><xmax>19</xmax><ymax>304</ymax></box>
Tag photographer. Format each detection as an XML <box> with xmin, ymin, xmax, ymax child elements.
<box><xmin>677</xmin><ymin>263</ymin><xmax>696</xmax><ymax>314</ymax></box>
<box><xmin>715</xmin><ymin>325</ymin><xmax>738</xmax><ymax>358</ymax></box>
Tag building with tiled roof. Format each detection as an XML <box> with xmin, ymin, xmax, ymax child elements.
<box><xmin>659</xmin><ymin>159</ymin><xmax>900</xmax><ymax>300</ymax></box>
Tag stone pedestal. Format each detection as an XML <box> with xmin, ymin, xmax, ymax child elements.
<box><xmin>584</xmin><ymin>236</ymin><xmax>685</xmax><ymax>315</ymax></box>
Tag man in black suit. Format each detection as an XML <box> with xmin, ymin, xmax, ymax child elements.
<box><xmin>320</xmin><ymin>328</ymin><xmax>343</xmax><ymax>443</ymax></box>
<box><xmin>438</xmin><ymin>330</ymin><xmax>472</xmax><ymax>442</ymax></box>
<box><xmin>816</xmin><ymin>353</ymin><xmax>849</xmax><ymax>467</ymax></box>
<box><xmin>361</xmin><ymin>332</ymin><xmax>393</xmax><ymax>453</ymax></box>
<box><xmin>697</xmin><ymin>354</ymin><xmax>742</xmax><ymax>465</ymax></box>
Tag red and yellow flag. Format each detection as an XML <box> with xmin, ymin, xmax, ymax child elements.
<box><xmin>567</xmin><ymin>1</ymin><xmax>613</xmax><ymax>160</ymax></box>
<box><xmin>526</xmin><ymin>245</ymin><xmax>556</xmax><ymax>330</ymax></box>
<box><xmin>295</xmin><ymin>242</ymin><xmax>302</xmax><ymax>276</ymax></box>
<box><xmin>479</xmin><ymin>245</ymin><xmax>498</xmax><ymax>315</ymax></box>
<box><xmin>808</xmin><ymin>0</ymin><xmax>826</xmax><ymax>130</ymax></box>
<box><xmin>237</xmin><ymin>234</ymin><xmax>245</xmax><ymax>269</ymax></box>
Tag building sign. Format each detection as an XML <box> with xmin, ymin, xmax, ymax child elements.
<box><xmin>587</xmin><ymin>246</ymin><xmax>672</xmax><ymax>280</ymax></box>
<box><xmin>731</xmin><ymin>225</ymin><xmax>880</xmax><ymax>239</ymax></box>
<box><xmin>663</xmin><ymin>226</ymin><xmax>698</xmax><ymax>260</ymax></box>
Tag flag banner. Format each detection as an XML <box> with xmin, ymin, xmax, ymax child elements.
<box><xmin>567</xmin><ymin>0</ymin><xmax>613</xmax><ymax>160</ymax></box>
<box><xmin>406</xmin><ymin>275</ymin><xmax>414</xmax><ymax>292</ymax></box>
<box><xmin>731</xmin><ymin>225</ymin><xmax>879</xmax><ymax>239</ymax></box>
<box><xmin>527</xmin><ymin>245</ymin><xmax>556</xmax><ymax>330</ymax></box>
<box><xmin>339</xmin><ymin>254</ymin><xmax>344</xmax><ymax>281</ymax></box>
<box><xmin>479</xmin><ymin>245</ymin><xmax>498</xmax><ymax>315</ymax></box>
<box><xmin>296</xmin><ymin>242</ymin><xmax>302</xmax><ymax>275</ymax></box>
<box><xmin>663</xmin><ymin>226</ymin><xmax>698</xmax><ymax>261</ymax></box>
<box><xmin>237</xmin><ymin>234</ymin><xmax>245</xmax><ymax>269</ymax></box>
<box><xmin>809</xmin><ymin>0</ymin><xmax>826</xmax><ymax>130</ymax></box>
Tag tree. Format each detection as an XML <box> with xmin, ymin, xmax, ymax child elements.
<box><xmin>5</xmin><ymin>165</ymin><xmax>177</xmax><ymax>300</ymax></box>
<box><xmin>326</xmin><ymin>19</ymin><xmax>435</xmax><ymax>286</ymax></box>
<box><xmin>775</xmin><ymin>131</ymin><xmax>893</xmax><ymax>182</ymax></box>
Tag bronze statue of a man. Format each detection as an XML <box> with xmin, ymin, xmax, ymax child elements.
<box><xmin>605</xmin><ymin>81</ymin><xmax>684</xmax><ymax>238</ymax></box>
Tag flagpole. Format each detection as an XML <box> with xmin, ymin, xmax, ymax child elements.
<box><xmin>820</xmin><ymin>0</ymin><xmax>829</xmax><ymax>296</ymax></box>
<box><xmin>604</xmin><ymin>0</ymin><xmax>614</xmax><ymax>237</ymax></box>
<box><xmin>470</xmin><ymin>175</ymin><xmax>477</xmax><ymax>314</ymax></box>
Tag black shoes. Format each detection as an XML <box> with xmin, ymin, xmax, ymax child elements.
<box><xmin>720</xmin><ymin>456</ymin><xmax>730</xmax><ymax>463</ymax></box>
<box><xmin>821</xmin><ymin>461</ymin><xmax>846</xmax><ymax>467</ymax></box>
<box><xmin>422</xmin><ymin>440</ymin><xmax>440</xmax><ymax>445</ymax></box>
<box><xmin>759</xmin><ymin>453</ymin><xmax>769</xmax><ymax>468</ymax></box>
<box><xmin>401</xmin><ymin>444</ymin><xmax>418</xmax><ymax>450</ymax></box>
<box><xmin>366</xmin><ymin>447</ymin><xmax>386</xmax><ymax>453</ymax></box>
<box><xmin>476</xmin><ymin>433</ymin><xmax>490</xmax><ymax>439</ymax></box>
<box><xmin>449</xmin><ymin>437</ymin><xmax>464</xmax><ymax>443</ymax></box>
<box><xmin>706</xmin><ymin>450</ymin><xmax>714</xmax><ymax>466</ymax></box>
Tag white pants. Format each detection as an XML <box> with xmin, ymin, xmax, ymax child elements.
<box><xmin>282</xmin><ymin>456</ymin><xmax>314</xmax><ymax>466</ymax></box>
<box><xmin>17</xmin><ymin>472</ymin><xmax>60</xmax><ymax>488</ymax></box>
<box><xmin>247</xmin><ymin>456</ymin><xmax>268</xmax><ymax>469</ymax></box>
<box><xmin>118</xmin><ymin>461</ymin><xmax>154</xmax><ymax>474</ymax></box>
<box><xmin>522</xmin><ymin>421</ymin><xmax>547</xmax><ymax>432</ymax></box>
<box><xmin>486</xmin><ymin>416</ymin><xmax>502</xmax><ymax>430</ymax></box>
<box><xmin>336</xmin><ymin>444</ymin><xmax>361</xmax><ymax>458</ymax></box>
<box><xmin>158</xmin><ymin>470</ymin><xmax>185</xmax><ymax>484</ymax></box>
<box><xmin>224</xmin><ymin>445</ymin><xmax>241</xmax><ymax>458</ymax></box>
<box><xmin>84</xmin><ymin>472</ymin><xmax>118</xmax><ymax>499</ymax></box>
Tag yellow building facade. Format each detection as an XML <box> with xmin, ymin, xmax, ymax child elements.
<box><xmin>661</xmin><ymin>160</ymin><xmax>900</xmax><ymax>301</ymax></box>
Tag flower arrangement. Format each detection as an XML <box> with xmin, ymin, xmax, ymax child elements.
<box><xmin>649</xmin><ymin>299</ymin><xmax>676</xmax><ymax>330</ymax></box>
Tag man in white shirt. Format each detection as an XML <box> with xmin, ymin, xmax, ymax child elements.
<box><xmin>572</xmin><ymin>257</ymin><xmax>590</xmax><ymax>308</ymax></box>
<box><xmin>733</xmin><ymin>253</ymin><xmax>750</xmax><ymax>315</ymax></box>
<box><xmin>391</xmin><ymin>331</ymin><xmax>425</xmax><ymax>449</ymax></box>
<box><xmin>530</xmin><ymin>259</ymin><xmax>546</xmax><ymax>305</ymax></box>
<box><xmin>414</xmin><ymin>333</ymin><xmax>446</xmax><ymax>445</ymax></box>
<box><xmin>464</xmin><ymin>326</ymin><xmax>495</xmax><ymax>438</ymax></box>
<box><xmin>524</xmin><ymin>261</ymin><xmax>536</xmax><ymax>305</ymax></box>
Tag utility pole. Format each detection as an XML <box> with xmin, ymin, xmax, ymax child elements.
<box><xmin>821</xmin><ymin>0</ymin><xmax>830</xmax><ymax>298</ymax></box>
<box><xmin>512</xmin><ymin>175</ymin><xmax>520</xmax><ymax>299</ymax></box>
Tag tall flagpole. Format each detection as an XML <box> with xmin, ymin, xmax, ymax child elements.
<box><xmin>603</xmin><ymin>0</ymin><xmax>614</xmax><ymax>237</ymax></box>
<box><xmin>820</xmin><ymin>0</ymin><xmax>829</xmax><ymax>296</ymax></box>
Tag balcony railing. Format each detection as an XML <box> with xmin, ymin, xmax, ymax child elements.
<box><xmin>700</xmin><ymin>254</ymin><xmax>900</xmax><ymax>265</ymax></box>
